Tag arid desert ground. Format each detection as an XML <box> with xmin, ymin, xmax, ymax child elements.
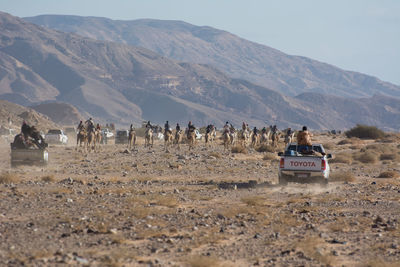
<box><xmin>0</xmin><ymin>132</ymin><xmax>400</xmax><ymax>266</ymax></box>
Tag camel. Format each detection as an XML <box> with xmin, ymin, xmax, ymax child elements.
<box><xmin>271</xmin><ymin>131</ymin><xmax>280</xmax><ymax>148</ymax></box>
<box><xmin>76</xmin><ymin>129</ymin><xmax>87</xmax><ymax>151</ymax></box>
<box><xmin>222</xmin><ymin>131</ymin><xmax>231</xmax><ymax>151</ymax></box>
<box><xmin>86</xmin><ymin>129</ymin><xmax>96</xmax><ymax>152</ymax></box>
<box><xmin>144</xmin><ymin>128</ymin><xmax>153</xmax><ymax>148</ymax></box>
<box><xmin>260</xmin><ymin>130</ymin><xmax>271</xmax><ymax>144</ymax></box>
<box><xmin>94</xmin><ymin>129</ymin><xmax>102</xmax><ymax>151</ymax></box>
<box><xmin>187</xmin><ymin>130</ymin><xmax>196</xmax><ymax>151</ymax></box>
<box><xmin>238</xmin><ymin>129</ymin><xmax>250</xmax><ymax>147</ymax></box>
<box><xmin>251</xmin><ymin>132</ymin><xmax>259</xmax><ymax>147</ymax></box>
<box><xmin>284</xmin><ymin>132</ymin><xmax>295</xmax><ymax>146</ymax></box>
<box><xmin>174</xmin><ymin>130</ymin><xmax>183</xmax><ymax>150</ymax></box>
<box><xmin>128</xmin><ymin>129</ymin><xmax>136</xmax><ymax>150</ymax></box>
<box><xmin>164</xmin><ymin>130</ymin><xmax>173</xmax><ymax>151</ymax></box>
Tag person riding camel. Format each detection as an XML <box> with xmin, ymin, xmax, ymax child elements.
<box><xmin>176</xmin><ymin>123</ymin><xmax>181</xmax><ymax>132</ymax></box>
<box><xmin>272</xmin><ymin>125</ymin><xmax>278</xmax><ymax>134</ymax></box>
<box><xmin>242</xmin><ymin>122</ymin><xmax>247</xmax><ymax>131</ymax></box>
<box><xmin>77</xmin><ymin>121</ymin><xmax>84</xmax><ymax>131</ymax></box>
<box><xmin>253</xmin><ymin>127</ymin><xmax>258</xmax><ymax>136</ymax></box>
<box><xmin>223</xmin><ymin>122</ymin><xmax>230</xmax><ymax>132</ymax></box>
<box><xmin>164</xmin><ymin>121</ymin><xmax>171</xmax><ymax>134</ymax></box>
<box><xmin>145</xmin><ymin>121</ymin><xmax>152</xmax><ymax>129</ymax></box>
<box><xmin>261</xmin><ymin>127</ymin><xmax>267</xmax><ymax>134</ymax></box>
<box><xmin>188</xmin><ymin>121</ymin><xmax>196</xmax><ymax>132</ymax></box>
<box><xmin>286</xmin><ymin>127</ymin><xmax>293</xmax><ymax>137</ymax></box>
<box><xmin>130</xmin><ymin>124</ymin><xmax>134</xmax><ymax>131</ymax></box>
<box><xmin>297</xmin><ymin>126</ymin><xmax>313</xmax><ymax>153</ymax></box>
<box><xmin>96</xmin><ymin>123</ymin><xmax>101</xmax><ymax>131</ymax></box>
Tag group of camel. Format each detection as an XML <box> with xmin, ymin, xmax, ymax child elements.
<box><xmin>76</xmin><ymin>126</ymin><xmax>102</xmax><ymax>152</ymax></box>
<box><xmin>222</xmin><ymin>127</ymin><xmax>294</xmax><ymax>151</ymax></box>
<box><xmin>98</xmin><ymin>124</ymin><xmax>294</xmax><ymax>152</ymax></box>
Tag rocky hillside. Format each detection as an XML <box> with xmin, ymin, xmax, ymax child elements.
<box><xmin>30</xmin><ymin>102</ymin><xmax>84</xmax><ymax>126</ymax></box>
<box><xmin>0</xmin><ymin>100</ymin><xmax>59</xmax><ymax>133</ymax></box>
<box><xmin>24</xmin><ymin>15</ymin><xmax>400</xmax><ymax>98</ymax></box>
<box><xmin>0</xmin><ymin>12</ymin><xmax>399</xmax><ymax>130</ymax></box>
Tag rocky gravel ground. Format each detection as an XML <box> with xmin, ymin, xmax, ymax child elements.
<box><xmin>0</xmin><ymin>134</ymin><xmax>399</xmax><ymax>266</ymax></box>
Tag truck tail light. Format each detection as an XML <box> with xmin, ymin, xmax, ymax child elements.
<box><xmin>321</xmin><ymin>159</ymin><xmax>326</xmax><ymax>171</ymax></box>
<box><xmin>280</xmin><ymin>158</ymin><xmax>284</xmax><ymax>168</ymax></box>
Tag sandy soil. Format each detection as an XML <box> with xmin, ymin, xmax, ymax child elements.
<box><xmin>0</xmin><ymin>133</ymin><xmax>399</xmax><ymax>266</ymax></box>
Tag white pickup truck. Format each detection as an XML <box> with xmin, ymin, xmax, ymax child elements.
<box><xmin>45</xmin><ymin>129</ymin><xmax>68</xmax><ymax>145</ymax></box>
<box><xmin>278</xmin><ymin>143</ymin><xmax>332</xmax><ymax>185</ymax></box>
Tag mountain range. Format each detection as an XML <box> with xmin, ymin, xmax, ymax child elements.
<box><xmin>24</xmin><ymin>15</ymin><xmax>400</xmax><ymax>99</ymax></box>
<box><xmin>0</xmin><ymin>11</ymin><xmax>399</xmax><ymax>130</ymax></box>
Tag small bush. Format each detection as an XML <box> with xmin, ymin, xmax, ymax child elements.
<box><xmin>41</xmin><ymin>175</ymin><xmax>55</xmax><ymax>182</ymax></box>
<box><xmin>345</xmin><ymin>124</ymin><xmax>385</xmax><ymax>139</ymax></box>
<box><xmin>337</xmin><ymin>138</ymin><xmax>361</xmax><ymax>145</ymax></box>
<box><xmin>255</xmin><ymin>144</ymin><xmax>274</xmax><ymax>153</ymax></box>
<box><xmin>330</xmin><ymin>171</ymin><xmax>356</xmax><ymax>182</ymax></box>
<box><xmin>263</xmin><ymin>152</ymin><xmax>277</xmax><ymax>161</ymax></box>
<box><xmin>322</xmin><ymin>143</ymin><xmax>334</xmax><ymax>150</ymax></box>
<box><xmin>231</xmin><ymin>145</ymin><xmax>248</xmax><ymax>154</ymax></box>
<box><xmin>208</xmin><ymin>151</ymin><xmax>222</xmax><ymax>159</ymax></box>
<box><xmin>378</xmin><ymin>171</ymin><xmax>400</xmax><ymax>179</ymax></box>
<box><xmin>0</xmin><ymin>173</ymin><xmax>19</xmax><ymax>184</ymax></box>
<box><xmin>355</xmin><ymin>151</ymin><xmax>377</xmax><ymax>164</ymax></box>
<box><xmin>330</xmin><ymin>153</ymin><xmax>353</xmax><ymax>164</ymax></box>
<box><xmin>379</xmin><ymin>153</ymin><xmax>398</xmax><ymax>161</ymax></box>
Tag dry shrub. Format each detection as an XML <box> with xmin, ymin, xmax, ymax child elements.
<box><xmin>294</xmin><ymin>236</ymin><xmax>336</xmax><ymax>265</ymax></box>
<box><xmin>337</xmin><ymin>138</ymin><xmax>361</xmax><ymax>145</ymax></box>
<box><xmin>231</xmin><ymin>144</ymin><xmax>247</xmax><ymax>154</ymax></box>
<box><xmin>41</xmin><ymin>175</ymin><xmax>55</xmax><ymax>182</ymax></box>
<box><xmin>355</xmin><ymin>151</ymin><xmax>377</xmax><ymax>164</ymax></box>
<box><xmin>186</xmin><ymin>255</ymin><xmax>222</xmax><ymax>267</ymax></box>
<box><xmin>378</xmin><ymin>171</ymin><xmax>400</xmax><ymax>179</ymax></box>
<box><xmin>255</xmin><ymin>144</ymin><xmax>275</xmax><ymax>152</ymax></box>
<box><xmin>322</xmin><ymin>143</ymin><xmax>334</xmax><ymax>150</ymax></box>
<box><xmin>362</xmin><ymin>144</ymin><xmax>396</xmax><ymax>154</ymax></box>
<box><xmin>241</xmin><ymin>196</ymin><xmax>265</xmax><ymax>206</ymax></box>
<box><xmin>330</xmin><ymin>171</ymin><xmax>356</xmax><ymax>182</ymax></box>
<box><xmin>345</xmin><ymin>124</ymin><xmax>385</xmax><ymax>139</ymax></box>
<box><xmin>208</xmin><ymin>151</ymin><xmax>222</xmax><ymax>159</ymax></box>
<box><xmin>0</xmin><ymin>173</ymin><xmax>19</xmax><ymax>184</ymax></box>
<box><xmin>380</xmin><ymin>153</ymin><xmax>398</xmax><ymax>161</ymax></box>
<box><xmin>263</xmin><ymin>152</ymin><xmax>277</xmax><ymax>161</ymax></box>
<box><xmin>330</xmin><ymin>153</ymin><xmax>353</xmax><ymax>164</ymax></box>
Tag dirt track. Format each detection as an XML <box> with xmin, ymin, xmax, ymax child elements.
<box><xmin>0</xmin><ymin>134</ymin><xmax>399</xmax><ymax>266</ymax></box>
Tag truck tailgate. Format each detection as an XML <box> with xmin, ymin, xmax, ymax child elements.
<box><xmin>283</xmin><ymin>156</ymin><xmax>322</xmax><ymax>171</ymax></box>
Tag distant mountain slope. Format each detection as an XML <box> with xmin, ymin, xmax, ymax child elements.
<box><xmin>0</xmin><ymin>100</ymin><xmax>59</xmax><ymax>132</ymax></box>
<box><xmin>25</xmin><ymin>15</ymin><xmax>400</xmax><ymax>98</ymax></box>
<box><xmin>0</xmin><ymin>12</ymin><xmax>399</xmax><ymax>130</ymax></box>
<box><xmin>30</xmin><ymin>102</ymin><xmax>84</xmax><ymax>126</ymax></box>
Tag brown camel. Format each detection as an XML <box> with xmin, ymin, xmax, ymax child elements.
<box><xmin>164</xmin><ymin>130</ymin><xmax>173</xmax><ymax>151</ymax></box>
<box><xmin>187</xmin><ymin>130</ymin><xmax>196</xmax><ymax>151</ymax></box>
<box><xmin>128</xmin><ymin>129</ymin><xmax>136</xmax><ymax>150</ymax></box>
<box><xmin>144</xmin><ymin>128</ymin><xmax>153</xmax><ymax>148</ymax></box>
<box><xmin>76</xmin><ymin>129</ymin><xmax>87</xmax><ymax>151</ymax></box>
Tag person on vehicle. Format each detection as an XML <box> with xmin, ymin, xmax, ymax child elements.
<box><xmin>297</xmin><ymin>126</ymin><xmax>313</xmax><ymax>153</ymax></box>
<box><xmin>21</xmin><ymin>121</ymin><xmax>30</xmax><ymax>139</ymax></box>
<box><xmin>164</xmin><ymin>121</ymin><xmax>171</xmax><ymax>134</ymax></box>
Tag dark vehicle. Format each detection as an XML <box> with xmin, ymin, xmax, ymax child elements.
<box><xmin>115</xmin><ymin>130</ymin><xmax>129</xmax><ymax>144</ymax></box>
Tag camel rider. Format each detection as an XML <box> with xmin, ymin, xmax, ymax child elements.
<box><xmin>272</xmin><ymin>125</ymin><xmax>277</xmax><ymax>134</ymax></box>
<box><xmin>188</xmin><ymin>121</ymin><xmax>196</xmax><ymax>132</ymax></box>
<box><xmin>261</xmin><ymin>127</ymin><xmax>267</xmax><ymax>134</ymax></box>
<box><xmin>286</xmin><ymin>127</ymin><xmax>293</xmax><ymax>137</ymax></box>
<box><xmin>242</xmin><ymin>122</ymin><xmax>246</xmax><ymax>131</ymax></box>
<box><xmin>223</xmin><ymin>122</ymin><xmax>230</xmax><ymax>133</ymax></box>
<box><xmin>206</xmin><ymin>124</ymin><xmax>212</xmax><ymax>134</ymax></box>
<box><xmin>164</xmin><ymin>121</ymin><xmax>171</xmax><ymax>134</ymax></box>
<box><xmin>253</xmin><ymin>127</ymin><xmax>258</xmax><ymax>136</ymax></box>
<box><xmin>130</xmin><ymin>124</ymin><xmax>134</xmax><ymax>131</ymax></box>
<box><xmin>176</xmin><ymin>123</ymin><xmax>181</xmax><ymax>132</ymax></box>
<box><xmin>96</xmin><ymin>123</ymin><xmax>101</xmax><ymax>131</ymax></box>
<box><xmin>145</xmin><ymin>121</ymin><xmax>152</xmax><ymax>129</ymax></box>
<box><xmin>77</xmin><ymin>121</ymin><xmax>84</xmax><ymax>131</ymax></box>
<box><xmin>297</xmin><ymin>126</ymin><xmax>313</xmax><ymax>152</ymax></box>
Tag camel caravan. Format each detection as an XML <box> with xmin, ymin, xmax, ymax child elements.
<box><xmin>73</xmin><ymin>118</ymin><xmax>301</xmax><ymax>153</ymax></box>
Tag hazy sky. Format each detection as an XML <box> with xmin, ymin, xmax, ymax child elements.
<box><xmin>1</xmin><ymin>0</ymin><xmax>399</xmax><ymax>85</ymax></box>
